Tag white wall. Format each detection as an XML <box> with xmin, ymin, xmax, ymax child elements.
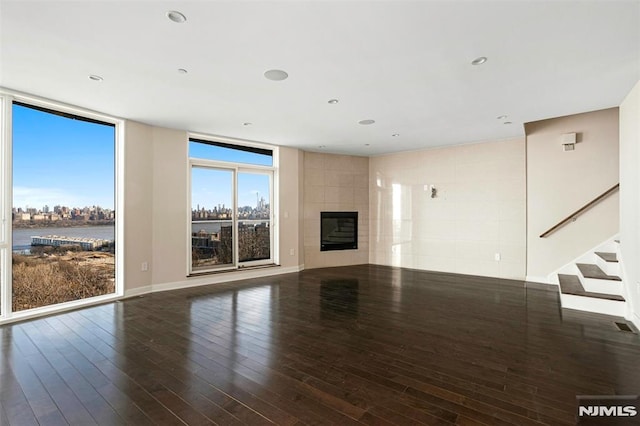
<box><xmin>369</xmin><ymin>138</ymin><xmax>526</xmax><ymax>280</ymax></box>
<box><xmin>525</xmin><ymin>108</ymin><xmax>619</xmax><ymax>281</ymax></box>
<box><xmin>619</xmin><ymin>80</ymin><xmax>640</xmax><ymax>323</ymax></box>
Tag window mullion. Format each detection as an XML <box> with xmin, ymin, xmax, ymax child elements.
<box><xmin>0</xmin><ymin>95</ymin><xmax>12</xmax><ymax>317</ymax></box>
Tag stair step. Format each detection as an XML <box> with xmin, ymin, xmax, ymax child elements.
<box><xmin>595</xmin><ymin>252</ymin><xmax>618</xmax><ymax>262</ymax></box>
<box><xmin>558</xmin><ymin>274</ymin><xmax>625</xmax><ymax>301</ymax></box>
<box><xmin>576</xmin><ymin>263</ymin><xmax>621</xmax><ymax>281</ymax></box>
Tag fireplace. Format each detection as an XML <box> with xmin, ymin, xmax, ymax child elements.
<box><xmin>320</xmin><ymin>211</ymin><xmax>358</xmax><ymax>251</ymax></box>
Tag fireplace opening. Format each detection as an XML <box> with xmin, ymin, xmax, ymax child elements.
<box><xmin>321</xmin><ymin>211</ymin><xmax>358</xmax><ymax>251</ymax></box>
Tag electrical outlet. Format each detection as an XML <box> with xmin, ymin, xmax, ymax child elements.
<box><xmin>494</xmin><ymin>253</ymin><xmax>501</xmax><ymax>261</ymax></box>
<box><xmin>289</xmin><ymin>249</ymin><xmax>295</xmax><ymax>256</ymax></box>
<box><xmin>141</xmin><ymin>261</ymin><xmax>148</xmax><ymax>271</ymax></box>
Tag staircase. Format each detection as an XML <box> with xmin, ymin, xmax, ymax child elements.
<box><xmin>553</xmin><ymin>238</ymin><xmax>627</xmax><ymax>317</ymax></box>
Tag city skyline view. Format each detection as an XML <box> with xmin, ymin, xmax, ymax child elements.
<box><xmin>12</xmin><ymin>104</ymin><xmax>272</xmax><ymax>212</ymax></box>
<box><xmin>190</xmin><ymin>167</ymin><xmax>271</xmax><ymax>212</ymax></box>
<box><xmin>189</xmin><ymin>141</ymin><xmax>272</xmax><ymax>210</ymax></box>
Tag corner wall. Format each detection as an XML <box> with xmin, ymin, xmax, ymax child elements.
<box><xmin>279</xmin><ymin>147</ymin><xmax>304</xmax><ymax>268</ymax></box>
<box><xmin>619</xmin><ymin>80</ymin><xmax>640</xmax><ymax>323</ymax></box>
<box><xmin>303</xmin><ymin>152</ymin><xmax>369</xmax><ymax>268</ymax></box>
<box><xmin>525</xmin><ymin>108</ymin><xmax>619</xmax><ymax>281</ymax></box>
<box><xmin>123</xmin><ymin>121</ymin><xmax>154</xmax><ymax>292</ymax></box>
<box><xmin>369</xmin><ymin>138</ymin><xmax>526</xmax><ymax>280</ymax></box>
<box><xmin>150</xmin><ymin>127</ymin><xmax>189</xmax><ymax>286</ymax></box>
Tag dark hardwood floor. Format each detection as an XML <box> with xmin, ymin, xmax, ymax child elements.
<box><xmin>2</xmin><ymin>264</ymin><xmax>640</xmax><ymax>425</ymax></box>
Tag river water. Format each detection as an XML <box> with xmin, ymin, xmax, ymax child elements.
<box><xmin>12</xmin><ymin>226</ymin><xmax>115</xmax><ymax>251</ymax></box>
<box><xmin>13</xmin><ymin>221</ymin><xmax>266</xmax><ymax>251</ymax></box>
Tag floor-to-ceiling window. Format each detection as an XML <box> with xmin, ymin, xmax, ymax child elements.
<box><xmin>189</xmin><ymin>137</ymin><xmax>276</xmax><ymax>274</ymax></box>
<box><xmin>0</xmin><ymin>93</ymin><xmax>122</xmax><ymax>321</ymax></box>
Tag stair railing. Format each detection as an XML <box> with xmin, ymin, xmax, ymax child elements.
<box><xmin>539</xmin><ymin>183</ymin><xmax>620</xmax><ymax>238</ymax></box>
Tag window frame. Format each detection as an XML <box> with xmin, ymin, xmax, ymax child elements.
<box><xmin>0</xmin><ymin>89</ymin><xmax>124</xmax><ymax>323</ymax></box>
<box><xmin>187</xmin><ymin>134</ymin><xmax>278</xmax><ymax>275</ymax></box>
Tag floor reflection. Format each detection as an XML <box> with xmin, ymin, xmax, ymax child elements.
<box><xmin>188</xmin><ymin>284</ymin><xmax>276</xmax><ymax>386</ymax></box>
<box><xmin>320</xmin><ymin>278</ymin><xmax>359</xmax><ymax>318</ymax></box>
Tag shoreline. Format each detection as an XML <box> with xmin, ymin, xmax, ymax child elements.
<box><xmin>12</xmin><ymin>220</ymin><xmax>114</xmax><ymax>229</ymax></box>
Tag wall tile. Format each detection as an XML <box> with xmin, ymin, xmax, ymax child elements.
<box><xmin>369</xmin><ymin>138</ymin><xmax>526</xmax><ymax>280</ymax></box>
<box><xmin>304</xmin><ymin>186</ymin><xmax>325</xmax><ymax>203</ymax></box>
<box><xmin>303</xmin><ymin>152</ymin><xmax>369</xmax><ymax>268</ymax></box>
<box><xmin>304</xmin><ymin>153</ymin><xmax>324</xmax><ymax>170</ymax></box>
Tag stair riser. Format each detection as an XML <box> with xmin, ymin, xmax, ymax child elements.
<box><xmin>595</xmin><ymin>256</ymin><xmax>620</xmax><ymax>276</ymax></box>
<box><xmin>560</xmin><ymin>293</ymin><xmax>626</xmax><ymax>317</ymax></box>
<box><xmin>581</xmin><ymin>277</ymin><xmax>624</xmax><ymax>296</ymax></box>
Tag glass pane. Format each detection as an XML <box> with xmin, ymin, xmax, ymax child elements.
<box><xmin>189</xmin><ymin>140</ymin><xmax>272</xmax><ymax>166</ymax></box>
<box><xmin>237</xmin><ymin>172</ymin><xmax>271</xmax><ymax>263</ymax></box>
<box><xmin>191</xmin><ymin>167</ymin><xmax>234</xmax><ymax>270</ymax></box>
<box><xmin>12</xmin><ymin>103</ymin><xmax>115</xmax><ymax>312</ymax></box>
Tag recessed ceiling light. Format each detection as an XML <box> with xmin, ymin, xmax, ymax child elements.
<box><xmin>504</xmin><ymin>121</ymin><xmax>512</xmax><ymax>125</ymax></box>
<box><xmin>364</xmin><ymin>144</ymin><xmax>370</xmax><ymax>146</ymax></box>
<box><xmin>328</xmin><ymin>99</ymin><xmax>339</xmax><ymax>104</ymax></box>
<box><xmin>167</xmin><ymin>10</ymin><xmax>187</xmax><ymax>23</ymax></box>
<box><xmin>471</xmin><ymin>56</ymin><xmax>487</xmax><ymax>65</ymax></box>
<box><xmin>358</xmin><ymin>119</ymin><xmax>375</xmax><ymax>125</ymax></box>
<box><xmin>264</xmin><ymin>69</ymin><xmax>288</xmax><ymax>81</ymax></box>
<box><xmin>178</xmin><ymin>68</ymin><xmax>188</xmax><ymax>74</ymax></box>
<box><xmin>88</xmin><ymin>74</ymin><xmax>103</xmax><ymax>82</ymax></box>
<box><xmin>496</xmin><ymin>115</ymin><xmax>507</xmax><ymax>120</ymax></box>
<box><xmin>392</xmin><ymin>133</ymin><xmax>400</xmax><ymax>137</ymax></box>
<box><xmin>243</xmin><ymin>122</ymin><xmax>252</xmax><ymax>126</ymax></box>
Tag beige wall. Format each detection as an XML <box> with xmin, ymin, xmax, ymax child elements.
<box><xmin>278</xmin><ymin>146</ymin><xmax>304</xmax><ymax>268</ymax></box>
<box><xmin>525</xmin><ymin>108</ymin><xmax>619</xmax><ymax>280</ymax></box>
<box><xmin>120</xmin><ymin>106</ymin><xmax>622</xmax><ymax>290</ymax></box>
<box><xmin>121</xmin><ymin>123</ymin><xmax>304</xmax><ymax>293</ymax></box>
<box><xmin>369</xmin><ymin>138</ymin><xmax>526</xmax><ymax>280</ymax></box>
<box><xmin>303</xmin><ymin>152</ymin><xmax>369</xmax><ymax>268</ymax></box>
<box><xmin>619</xmin><ymin>80</ymin><xmax>640</xmax><ymax>323</ymax></box>
<box><xmin>150</xmin><ymin>127</ymin><xmax>189</xmax><ymax>286</ymax></box>
<box><xmin>123</xmin><ymin>121</ymin><xmax>154</xmax><ymax>291</ymax></box>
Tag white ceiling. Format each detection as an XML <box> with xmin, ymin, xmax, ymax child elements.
<box><xmin>1</xmin><ymin>1</ymin><xmax>639</xmax><ymax>156</ymax></box>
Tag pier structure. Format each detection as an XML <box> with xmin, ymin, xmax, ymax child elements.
<box><xmin>31</xmin><ymin>235</ymin><xmax>112</xmax><ymax>251</ymax></box>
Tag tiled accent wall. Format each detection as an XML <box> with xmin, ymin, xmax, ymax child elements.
<box><xmin>369</xmin><ymin>138</ymin><xmax>526</xmax><ymax>280</ymax></box>
<box><xmin>303</xmin><ymin>152</ymin><xmax>369</xmax><ymax>268</ymax></box>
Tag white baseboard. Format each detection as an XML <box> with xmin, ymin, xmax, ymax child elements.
<box><xmin>631</xmin><ymin>313</ymin><xmax>640</xmax><ymax>331</ymax></box>
<box><xmin>150</xmin><ymin>265</ymin><xmax>304</xmax><ymax>294</ymax></box>
<box><xmin>525</xmin><ymin>275</ymin><xmax>553</xmax><ymax>285</ymax></box>
<box><xmin>124</xmin><ymin>285</ymin><xmax>153</xmax><ymax>299</ymax></box>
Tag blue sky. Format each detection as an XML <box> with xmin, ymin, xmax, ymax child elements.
<box><xmin>12</xmin><ymin>104</ymin><xmax>115</xmax><ymax>210</ymax></box>
<box><xmin>189</xmin><ymin>142</ymin><xmax>271</xmax><ymax>210</ymax></box>
<box><xmin>12</xmin><ymin>103</ymin><xmax>271</xmax><ymax>212</ymax></box>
